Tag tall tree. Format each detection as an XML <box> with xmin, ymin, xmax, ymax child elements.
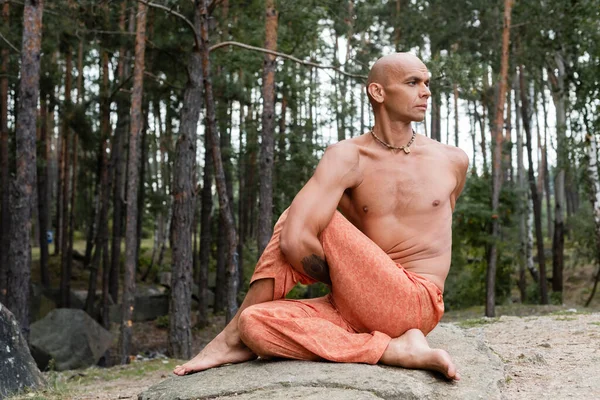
<box><xmin>110</xmin><ymin>0</ymin><xmax>135</xmax><ymax>307</ymax></box>
<box><xmin>59</xmin><ymin>45</ymin><xmax>72</xmax><ymax>308</ymax></box>
<box><xmin>6</xmin><ymin>0</ymin><xmax>44</xmax><ymax>337</ymax></box>
<box><xmin>485</xmin><ymin>0</ymin><xmax>513</xmax><ymax>318</ymax></box>
<box><xmin>257</xmin><ymin>0</ymin><xmax>278</xmax><ymax>256</ymax></box>
<box><xmin>199</xmin><ymin>0</ymin><xmax>239</xmax><ymax>322</ymax></box>
<box><xmin>169</xmin><ymin>2</ymin><xmax>203</xmax><ymax>360</ymax></box>
<box><xmin>0</xmin><ymin>0</ymin><xmax>11</xmax><ymax>303</ymax></box>
<box><xmin>119</xmin><ymin>0</ymin><xmax>147</xmax><ymax>364</ymax></box>
<box><xmin>585</xmin><ymin>133</ymin><xmax>600</xmax><ymax>307</ymax></box>
<box><xmin>37</xmin><ymin>92</ymin><xmax>50</xmax><ymax>289</ymax></box>
<box><xmin>519</xmin><ymin>65</ymin><xmax>548</xmax><ymax>304</ymax></box>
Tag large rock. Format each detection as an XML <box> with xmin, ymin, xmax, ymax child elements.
<box><xmin>110</xmin><ymin>288</ymin><xmax>169</xmax><ymax>323</ymax></box>
<box><xmin>139</xmin><ymin>324</ymin><xmax>505</xmax><ymax>400</ymax></box>
<box><xmin>30</xmin><ymin>308</ymin><xmax>114</xmax><ymax>371</ymax></box>
<box><xmin>0</xmin><ymin>302</ymin><xmax>45</xmax><ymax>398</ymax></box>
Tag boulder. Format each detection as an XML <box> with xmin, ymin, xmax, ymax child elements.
<box><xmin>138</xmin><ymin>324</ymin><xmax>505</xmax><ymax>400</ymax></box>
<box><xmin>0</xmin><ymin>302</ymin><xmax>45</xmax><ymax>398</ymax></box>
<box><xmin>30</xmin><ymin>308</ymin><xmax>114</xmax><ymax>371</ymax></box>
<box><xmin>110</xmin><ymin>291</ymin><xmax>169</xmax><ymax>323</ymax></box>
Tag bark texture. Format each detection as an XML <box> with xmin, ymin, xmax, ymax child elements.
<box><xmin>7</xmin><ymin>0</ymin><xmax>44</xmax><ymax>338</ymax></box>
<box><xmin>257</xmin><ymin>0</ymin><xmax>278</xmax><ymax>256</ymax></box>
<box><xmin>200</xmin><ymin>0</ymin><xmax>239</xmax><ymax>322</ymax></box>
<box><xmin>37</xmin><ymin>97</ymin><xmax>50</xmax><ymax>288</ymax></box>
<box><xmin>585</xmin><ymin>134</ymin><xmax>600</xmax><ymax>307</ymax></box>
<box><xmin>169</xmin><ymin>4</ymin><xmax>203</xmax><ymax>358</ymax></box>
<box><xmin>119</xmin><ymin>1</ymin><xmax>147</xmax><ymax>364</ymax></box>
<box><xmin>486</xmin><ymin>0</ymin><xmax>512</xmax><ymax>318</ymax></box>
<box><xmin>519</xmin><ymin>66</ymin><xmax>548</xmax><ymax>305</ymax></box>
<box><xmin>0</xmin><ymin>0</ymin><xmax>11</xmax><ymax>303</ymax></box>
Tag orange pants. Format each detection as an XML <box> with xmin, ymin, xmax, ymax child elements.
<box><xmin>238</xmin><ymin>209</ymin><xmax>444</xmax><ymax>364</ymax></box>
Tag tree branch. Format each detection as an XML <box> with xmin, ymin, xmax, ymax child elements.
<box><xmin>137</xmin><ymin>0</ymin><xmax>200</xmax><ymax>49</ymax></box>
<box><xmin>144</xmin><ymin>71</ymin><xmax>183</xmax><ymax>91</ymax></box>
<box><xmin>210</xmin><ymin>41</ymin><xmax>368</xmax><ymax>80</ymax></box>
<box><xmin>0</xmin><ymin>31</ymin><xmax>19</xmax><ymax>54</ymax></box>
<box><xmin>135</xmin><ymin>2</ymin><xmax>367</xmax><ymax>81</ymax></box>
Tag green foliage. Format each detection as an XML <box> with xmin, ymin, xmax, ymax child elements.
<box><xmin>155</xmin><ymin>315</ymin><xmax>169</xmax><ymax>329</ymax></box>
<box><xmin>445</xmin><ymin>174</ymin><xmax>521</xmax><ymax>309</ymax></box>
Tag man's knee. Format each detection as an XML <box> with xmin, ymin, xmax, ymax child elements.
<box><xmin>238</xmin><ymin>306</ymin><xmax>264</xmax><ymax>351</ymax></box>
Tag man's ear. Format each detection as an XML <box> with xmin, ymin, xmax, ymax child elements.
<box><xmin>367</xmin><ymin>82</ymin><xmax>384</xmax><ymax>103</ymax></box>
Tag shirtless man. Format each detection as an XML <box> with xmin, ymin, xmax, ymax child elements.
<box><xmin>173</xmin><ymin>52</ymin><xmax>469</xmax><ymax>380</ymax></box>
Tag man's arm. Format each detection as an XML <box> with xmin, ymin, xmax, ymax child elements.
<box><xmin>279</xmin><ymin>141</ymin><xmax>362</xmax><ymax>284</ymax></box>
<box><xmin>450</xmin><ymin>149</ymin><xmax>469</xmax><ymax>211</ymax></box>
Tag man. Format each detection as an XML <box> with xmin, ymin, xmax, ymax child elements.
<box><xmin>174</xmin><ymin>52</ymin><xmax>468</xmax><ymax>380</ymax></box>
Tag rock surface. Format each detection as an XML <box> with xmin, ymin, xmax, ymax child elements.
<box><xmin>30</xmin><ymin>308</ymin><xmax>114</xmax><ymax>371</ymax></box>
<box><xmin>138</xmin><ymin>324</ymin><xmax>505</xmax><ymax>400</ymax></box>
<box><xmin>0</xmin><ymin>302</ymin><xmax>45</xmax><ymax>398</ymax></box>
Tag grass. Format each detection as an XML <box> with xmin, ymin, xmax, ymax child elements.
<box><xmin>456</xmin><ymin>317</ymin><xmax>500</xmax><ymax>328</ymax></box>
<box><xmin>553</xmin><ymin>316</ymin><xmax>577</xmax><ymax>321</ymax></box>
<box><xmin>7</xmin><ymin>359</ymin><xmax>179</xmax><ymax>400</ymax></box>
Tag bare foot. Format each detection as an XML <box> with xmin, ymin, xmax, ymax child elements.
<box><xmin>379</xmin><ymin>329</ymin><xmax>460</xmax><ymax>381</ymax></box>
<box><xmin>173</xmin><ymin>330</ymin><xmax>257</xmax><ymax>376</ymax></box>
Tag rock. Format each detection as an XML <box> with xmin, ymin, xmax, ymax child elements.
<box><xmin>29</xmin><ymin>283</ymin><xmax>56</xmax><ymax>323</ymax></box>
<box><xmin>138</xmin><ymin>324</ymin><xmax>505</xmax><ymax>400</ymax></box>
<box><xmin>30</xmin><ymin>308</ymin><xmax>114</xmax><ymax>371</ymax></box>
<box><xmin>110</xmin><ymin>292</ymin><xmax>169</xmax><ymax>323</ymax></box>
<box><xmin>0</xmin><ymin>302</ymin><xmax>45</xmax><ymax>398</ymax></box>
<box><xmin>192</xmin><ymin>284</ymin><xmax>215</xmax><ymax>308</ymax></box>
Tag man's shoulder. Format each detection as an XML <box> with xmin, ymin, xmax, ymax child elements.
<box><xmin>422</xmin><ymin>137</ymin><xmax>469</xmax><ymax>167</ymax></box>
<box><xmin>323</xmin><ymin>139</ymin><xmax>361</xmax><ymax>165</ymax></box>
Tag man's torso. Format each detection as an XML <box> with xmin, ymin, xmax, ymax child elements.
<box><xmin>336</xmin><ymin>133</ymin><xmax>464</xmax><ymax>291</ymax></box>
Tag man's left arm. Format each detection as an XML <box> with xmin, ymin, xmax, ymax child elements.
<box><xmin>450</xmin><ymin>149</ymin><xmax>469</xmax><ymax>211</ymax></box>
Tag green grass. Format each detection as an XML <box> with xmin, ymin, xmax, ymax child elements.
<box><xmin>7</xmin><ymin>359</ymin><xmax>180</xmax><ymax>400</ymax></box>
<box><xmin>553</xmin><ymin>316</ymin><xmax>577</xmax><ymax>321</ymax></box>
<box><xmin>457</xmin><ymin>317</ymin><xmax>500</xmax><ymax>328</ymax></box>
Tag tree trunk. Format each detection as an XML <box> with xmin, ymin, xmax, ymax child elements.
<box><xmin>474</xmin><ymin>102</ymin><xmax>488</xmax><ymax>175</ymax></box>
<box><xmin>504</xmin><ymin>81</ymin><xmax>512</xmax><ymax>182</ymax></box>
<box><xmin>197</xmin><ymin>129</ymin><xmax>212</xmax><ymax>328</ymax></box>
<box><xmin>519</xmin><ymin>65</ymin><xmax>548</xmax><ymax>304</ymax></box>
<box><xmin>119</xmin><ymin>1</ymin><xmax>147</xmax><ymax>364</ymax></box>
<box><xmin>548</xmin><ymin>53</ymin><xmax>567</xmax><ymax>296</ymax></box>
<box><xmin>257</xmin><ymin>0</ymin><xmax>278</xmax><ymax>256</ymax></box>
<box><xmin>6</xmin><ymin>0</ymin><xmax>44</xmax><ymax>338</ymax></box>
<box><xmin>515</xmin><ymin>81</ymin><xmax>527</xmax><ymax>302</ymax></box>
<box><xmin>110</xmin><ymin>0</ymin><xmax>134</xmax><ymax>306</ymax></box>
<box><xmin>485</xmin><ymin>0</ymin><xmax>512</xmax><ymax>318</ymax></box>
<box><xmin>86</xmin><ymin>48</ymin><xmax>111</xmax><ymax>318</ymax></box>
<box><xmin>169</xmin><ymin>6</ymin><xmax>203</xmax><ymax>358</ymax></box>
<box><xmin>453</xmin><ymin>83</ymin><xmax>459</xmax><ymax>148</ymax></box>
<box><xmin>584</xmin><ymin>133</ymin><xmax>600</xmax><ymax>307</ymax></box>
<box><xmin>430</xmin><ymin>91</ymin><xmax>441</xmax><ymax>142</ymax></box>
<box><xmin>59</xmin><ymin>47</ymin><xmax>73</xmax><ymax>308</ymax></box>
<box><xmin>200</xmin><ymin>0</ymin><xmax>239</xmax><ymax>323</ymax></box>
<box><xmin>37</xmin><ymin>96</ymin><xmax>50</xmax><ymax>289</ymax></box>
<box><xmin>0</xmin><ymin>0</ymin><xmax>9</xmax><ymax>302</ymax></box>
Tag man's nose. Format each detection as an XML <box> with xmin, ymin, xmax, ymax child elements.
<box><xmin>421</xmin><ymin>84</ymin><xmax>431</xmax><ymax>98</ymax></box>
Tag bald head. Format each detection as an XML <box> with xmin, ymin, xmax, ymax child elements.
<box><xmin>367</xmin><ymin>53</ymin><xmax>427</xmax><ymax>87</ymax></box>
<box><xmin>366</xmin><ymin>53</ymin><xmax>429</xmax><ymax>106</ymax></box>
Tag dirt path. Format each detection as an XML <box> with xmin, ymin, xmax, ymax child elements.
<box><xmin>464</xmin><ymin>312</ymin><xmax>600</xmax><ymax>399</ymax></box>
<box><xmin>13</xmin><ymin>312</ymin><xmax>600</xmax><ymax>399</ymax></box>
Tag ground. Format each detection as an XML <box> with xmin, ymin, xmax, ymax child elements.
<box><xmin>8</xmin><ymin>307</ymin><xmax>600</xmax><ymax>400</ymax></box>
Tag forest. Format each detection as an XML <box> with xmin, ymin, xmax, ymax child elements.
<box><xmin>1</xmin><ymin>0</ymin><xmax>600</xmax><ymax>367</ymax></box>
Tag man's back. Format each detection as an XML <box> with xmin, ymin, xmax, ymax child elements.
<box><xmin>337</xmin><ymin>133</ymin><xmax>468</xmax><ymax>291</ymax></box>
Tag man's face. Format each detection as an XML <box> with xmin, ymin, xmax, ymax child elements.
<box><xmin>381</xmin><ymin>62</ymin><xmax>431</xmax><ymax>123</ymax></box>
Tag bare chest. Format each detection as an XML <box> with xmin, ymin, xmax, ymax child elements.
<box><xmin>340</xmin><ymin>155</ymin><xmax>457</xmax><ymax>222</ymax></box>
